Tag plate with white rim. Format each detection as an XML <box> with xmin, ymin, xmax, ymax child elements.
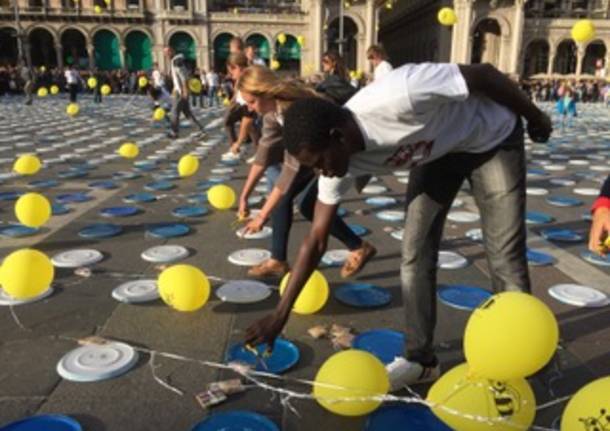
<box><xmin>548</xmin><ymin>284</ymin><xmax>609</xmax><ymax>307</ymax></box>
<box><xmin>52</xmin><ymin>249</ymin><xmax>104</xmax><ymax>268</ymax></box>
<box><xmin>236</xmin><ymin>226</ymin><xmax>272</xmax><ymax>240</ymax></box>
<box><xmin>140</xmin><ymin>245</ymin><xmax>190</xmax><ymax>263</ymax></box>
<box><xmin>573</xmin><ymin>188</ymin><xmax>599</xmax><ymax>196</ymax></box>
<box><xmin>112</xmin><ymin>279</ymin><xmax>159</xmax><ymax>303</ymax></box>
<box><xmin>437</xmin><ymin>251</ymin><xmax>469</xmax><ymax>269</ymax></box>
<box><xmin>228</xmin><ymin>249</ymin><xmax>272</xmax><ymax>266</ymax></box>
<box><xmin>0</xmin><ymin>286</ymin><xmax>54</xmax><ymax>306</ymax></box>
<box><xmin>362</xmin><ymin>184</ymin><xmax>388</xmax><ymax>194</ymax></box>
<box><xmin>447</xmin><ymin>211</ymin><xmax>480</xmax><ymax>223</ymax></box>
<box><xmin>526</xmin><ymin>187</ymin><xmax>549</xmax><ymax>196</ymax></box>
<box><xmin>322</xmin><ymin>249</ymin><xmax>350</xmax><ymax>266</ymax></box>
<box><xmin>215</xmin><ymin>280</ymin><xmax>272</xmax><ymax>303</ymax></box>
<box><xmin>56</xmin><ymin>342</ymin><xmax>139</xmax><ymax>382</ymax></box>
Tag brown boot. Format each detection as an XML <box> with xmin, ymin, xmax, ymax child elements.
<box><xmin>247</xmin><ymin>259</ymin><xmax>290</xmax><ymax>278</ymax></box>
<box><xmin>341</xmin><ymin>241</ymin><xmax>377</xmax><ymax>278</ymax></box>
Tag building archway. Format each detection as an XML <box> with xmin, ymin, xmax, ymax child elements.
<box><xmin>523</xmin><ymin>39</ymin><xmax>550</xmax><ymax>77</ymax></box>
<box><xmin>125</xmin><ymin>30</ymin><xmax>152</xmax><ymax>71</ymax></box>
<box><xmin>93</xmin><ymin>29</ymin><xmax>122</xmax><ymax>70</ymax></box>
<box><xmin>275</xmin><ymin>34</ymin><xmax>300</xmax><ymax>73</ymax></box>
<box><xmin>213</xmin><ymin>32</ymin><xmax>233</xmax><ymax>72</ymax></box>
<box><xmin>583</xmin><ymin>40</ymin><xmax>606</xmax><ymax>76</ymax></box>
<box><xmin>61</xmin><ymin>28</ymin><xmax>88</xmax><ymax>68</ymax></box>
<box><xmin>246</xmin><ymin>33</ymin><xmax>270</xmax><ymax>63</ymax></box>
<box><xmin>29</xmin><ymin>28</ymin><xmax>57</xmax><ymax>68</ymax></box>
<box><xmin>471</xmin><ymin>18</ymin><xmax>502</xmax><ymax>67</ymax></box>
<box><xmin>554</xmin><ymin>40</ymin><xmax>577</xmax><ymax>75</ymax></box>
<box><xmin>327</xmin><ymin>16</ymin><xmax>358</xmax><ymax>70</ymax></box>
<box><xmin>0</xmin><ymin>27</ymin><xmax>18</xmax><ymax>66</ymax></box>
<box><xmin>169</xmin><ymin>31</ymin><xmax>197</xmax><ymax>69</ymax></box>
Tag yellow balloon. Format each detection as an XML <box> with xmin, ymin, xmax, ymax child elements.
<box><xmin>277</xmin><ymin>33</ymin><xmax>287</xmax><ymax>45</ymax></box>
<box><xmin>94</xmin><ymin>4</ymin><xmax>102</xmax><ymax>13</ymax></box>
<box><xmin>40</xmin><ymin>65</ymin><xmax>46</xmax><ymax>72</ymax></box>
<box><xmin>188</xmin><ymin>78</ymin><xmax>202</xmax><ymax>94</ymax></box>
<box><xmin>50</xmin><ymin>85</ymin><xmax>59</xmax><ymax>95</ymax></box>
<box><xmin>178</xmin><ymin>154</ymin><xmax>199</xmax><ymax>177</ymax></box>
<box><xmin>437</xmin><ymin>7</ymin><xmax>457</xmax><ymax>26</ymax></box>
<box><xmin>158</xmin><ymin>264</ymin><xmax>210</xmax><ymax>312</ymax></box>
<box><xmin>572</xmin><ymin>19</ymin><xmax>596</xmax><ymax>43</ymax></box>
<box><xmin>222</xmin><ymin>97</ymin><xmax>230</xmax><ymax>106</ymax></box>
<box><xmin>349</xmin><ymin>70</ymin><xmax>357</xmax><ymax>80</ymax></box>
<box><xmin>428</xmin><ymin>363</ymin><xmax>536</xmax><ymax>431</ymax></box>
<box><xmin>279</xmin><ymin>270</ymin><xmax>328</xmax><ymax>314</ymax></box>
<box><xmin>101</xmin><ymin>84</ymin><xmax>111</xmax><ymax>96</ymax></box>
<box><xmin>138</xmin><ymin>76</ymin><xmax>148</xmax><ymax>88</ymax></box>
<box><xmin>153</xmin><ymin>107</ymin><xmax>166</xmax><ymax>121</ymax></box>
<box><xmin>37</xmin><ymin>87</ymin><xmax>48</xmax><ymax>97</ymax></box>
<box><xmin>1</xmin><ymin>249</ymin><xmax>54</xmax><ymax>300</ymax></box>
<box><xmin>87</xmin><ymin>77</ymin><xmax>98</xmax><ymax>89</ymax></box>
<box><xmin>118</xmin><ymin>142</ymin><xmax>139</xmax><ymax>159</ymax></box>
<box><xmin>13</xmin><ymin>154</ymin><xmax>41</xmax><ymax>175</ymax></box>
<box><xmin>464</xmin><ymin>292</ymin><xmax>558</xmax><ymax>381</ymax></box>
<box><xmin>270</xmin><ymin>60</ymin><xmax>281</xmax><ymax>71</ymax></box>
<box><xmin>66</xmin><ymin>103</ymin><xmax>79</xmax><ymax>117</ymax></box>
<box><xmin>314</xmin><ymin>350</ymin><xmax>389</xmax><ymax>416</ymax></box>
<box><xmin>207</xmin><ymin>184</ymin><xmax>236</xmax><ymax>210</ymax></box>
<box><xmin>297</xmin><ymin>35</ymin><xmax>305</xmax><ymax>46</ymax></box>
<box><xmin>15</xmin><ymin>193</ymin><xmax>51</xmax><ymax>228</ymax></box>
<box><xmin>561</xmin><ymin>376</ymin><xmax>610</xmax><ymax>431</ymax></box>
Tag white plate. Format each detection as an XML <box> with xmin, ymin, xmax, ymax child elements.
<box><xmin>0</xmin><ymin>287</ymin><xmax>53</xmax><ymax>306</ymax></box>
<box><xmin>141</xmin><ymin>245</ymin><xmax>189</xmax><ymax>263</ymax></box>
<box><xmin>466</xmin><ymin>228</ymin><xmax>483</xmax><ymax>242</ymax></box>
<box><xmin>437</xmin><ymin>251</ymin><xmax>469</xmax><ymax>269</ymax></box>
<box><xmin>549</xmin><ymin>178</ymin><xmax>576</xmax><ymax>187</ymax></box>
<box><xmin>568</xmin><ymin>160</ymin><xmax>589</xmax><ymax>166</ymax></box>
<box><xmin>57</xmin><ymin>342</ymin><xmax>139</xmax><ymax>382</ymax></box>
<box><xmin>52</xmin><ymin>249</ymin><xmax>104</xmax><ymax>268</ymax></box>
<box><xmin>451</xmin><ymin>198</ymin><xmax>464</xmax><ymax>208</ymax></box>
<box><xmin>548</xmin><ymin>284</ymin><xmax>609</xmax><ymax>308</ymax></box>
<box><xmin>543</xmin><ymin>165</ymin><xmax>566</xmax><ymax>171</ymax></box>
<box><xmin>228</xmin><ymin>249</ymin><xmax>271</xmax><ymax>266</ymax></box>
<box><xmin>376</xmin><ymin>210</ymin><xmax>405</xmax><ymax>222</ymax></box>
<box><xmin>526</xmin><ymin>188</ymin><xmax>549</xmax><ymax>196</ymax></box>
<box><xmin>362</xmin><ymin>184</ymin><xmax>388</xmax><ymax>194</ymax></box>
<box><xmin>322</xmin><ymin>249</ymin><xmax>350</xmax><ymax>266</ymax></box>
<box><xmin>447</xmin><ymin>211</ymin><xmax>480</xmax><ymax>223</ymax></box>
<box><xmin>112</xmin><ymin>279</ymin><xmax>159</xmax><ymax>303</ymax></box>
<box><xmin>236</xmin><ymin>226</ymin><xmax>272</xmax><ymax>240</ymax></box>
<box><xmin>573</xmin><ymin>188</ymin><xmax>599</xmax><ymax>196</ymax></box>
<box><xmin>215</xmin><ymin>280</ymin><xmax>272</xmax><ymax>303</ymax></box>
<box><xmin>390</xmin><ymin>229</ymin><xmax>403</xmax><ymax>241</ymax></box>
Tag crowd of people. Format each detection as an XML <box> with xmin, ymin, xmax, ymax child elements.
<box><xmin>521</xmin><ymin>78</ymin><xmax>610</xmax><ymax>104</ymax></box>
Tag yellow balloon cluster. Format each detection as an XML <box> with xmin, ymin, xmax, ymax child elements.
<box><xmin>279</xmin><ymin>270</ymin><xmax>328</xmax><ymax>314</ymax></box>
<box><xmin>464</xmin><ymin>292</ymin><xmax>558</xmax><ymax>381</ymax></box>
<box><xmin>1</xmin><ymin>249</ymin><xmax>54</xmax><ymax>299</ymax></box>
<box><xmin>66</xmin><ymin>103</ymin><xmax>80</xmax><ymax>117</ymax></box>
<box><xmin>178</xmin><ymin>154</ymin><xmax>199</xmax><ymax>177</ymax></box>
<box><xmin>297</xmin><ymin>35</ymin><xmax>305</xmax><ymax>46</ymax></box>
<box><xmin>94</xmin><ymin>5</ymin><xmax>102</xmax><ymax>13</ymax></box>
<box><xmin>50</xmin><ymin>85</ymin><xmax>60</xmax><ymax>95</ymax></box>
<box><xmin>572</xmin><ymin>19</ymin><xmax>596</xmax><ymax>43</ymax></box>
<box><xmin>428</xmin><ymin>363</ymin><xmax>536</xmax><ymax>431</ymax></box>
<box><xmin>158</xmin><ymin>264</ymin><xmax>210</xmax><ymax>312</ymax></box>
<box><xmin>207</xmin><ymin>184</ymin><xmax>236</xmax><ymax>210</ymax></box>
<box><xmin>437</xmin><ymin>7</ymin><xmax>457</xmax><ymax>26</ymax></box>
<box><xmin>37</xmin><ymin>87</ymin><xmax>48</xmax><ymax>97</ymax></box>
<box><xmin>270</xmin><ymin>60</ymin><xmax>281</xmax><ymax>71</ymax></box>
<box><xmin>138</xmin><ymin>76</ymin><xmax>148</xmax><ymax>88</ymax></box>
<box><xmin>13</xmin><ymin>154</ymin><xmax>41</xmax><ymax>175</ymax></box>
<box><xmin>314</xmin><ymin>350</ymin><xmax>389</xmax><ymax>416</ymax></box>
<box><xmin>101</xmin><ymin>84</ymin><xmax>111</xmax><ymax>96</ymax></box>
<box><xmin>153</xmin><ymin>107</ymin><xmax>166</xmax><ymax>121</ymax></box>
<box><xmin>188</xmin><ymin>78</ymin><xmax>202</xmax><ymax>94</ymax></box>
<box><xmin>277</xmin><ymin>33</ymin><xmax>287</xmax><ymax>45</ymax></box>
<box><xmin>15</xmin><ymin>193</ymin><xmax>51</xmax><ymax>228</ymax></box>
<box><xmin>87</xmin><ymin>77</ymin><xmax>98</xmax><ymax>89</ymax></box>
<box><xmin>118</xmin><ymin>142</ymin><xmax>139</xmax><ymax>159</ymax></box>
<box><xmin>561</xmin><ymin>376</ymin><xmax>610</xmax><ymax>430</ymax></box>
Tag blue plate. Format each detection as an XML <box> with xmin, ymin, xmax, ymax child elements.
<box><xmin>219</xmin><ymin>158</ymin><xmax>240</xmax><ymax>167</ymax></box>
<box><xmin>353</xmin><ymin>329</ymin><xmax>406</xmax><ymax>364</ymax></box>
<box><xmin>113</xmin><ymin>171</ymin><xmax>141</xmax><ymax>180</ymax></box>
<box><xmin>0</xmin><ymin>191</ymin><xmax>23</xmax><ymax>201</ymax></box>
<box><xmin>57</xmin><ymin>170</ymin><xmax>88</xmax><ymax>179</ymax></box>
<box><xmin>0</xmin><ymin>225</ymin><xmax>39</xmax><ymax>238</ymax></box>
<box><xmin>334</xmin><ymin>283</ymin><xmax>392</xmax><ymax>308</ymax></box>
<box><xmin>144</xmin><ymin>180</ymin><xmax>175</xmax><ymax>191</ymax></box>
<box><xmin>365</xmin><ymin>196</ymin><xmax>397</xmax><ymax>207</ymax></box>
<box><xmin>147</xmin><ymin>222</ymin><xmax>190</xmax><ymax>238</ymax></box>
<box><xmin>546</xmin><ymin>196</ymin><xmax>583</xmax><ymax>207</ymax></box>
<box><xmin>52</xmin><ymin>203</ymin><xmax>71</xmax><ymax>215</ymax></box>
<box><xmin>78</xmin><ymin>223</ymin><xmax>123</xmax><ymax>239</ymax></box>
<box><xmin>348</xmin><ymin>223</ymin><xmax>369</xmax><ymax>236</ymax></box>
<box><xmin>134</xmin><ymin>162</ymin><xmax>157</xmax><ymax>172</ymax></box>
<box><xmin>581</xmin><ymin>250</ymin><xmax>610</xmax><ymax>267</ymax></box>
<box><xmin>540</xmin><ymin>228</ymin><xmax>583</xmax><ymax>243</ymax></box>
<box><xmin>100</xmin><ymin>206</ymin><xmax>140</xmax><ymax>217</ymax></box>
<box><xmin>172</xmin><ymin>206</ymin><xmax>208</xmax><ymax>218</ymax></box>
<box><xmin>123</xmin><ymin>192</ymin><xmax>157</xmax><ymax>203</ymax></box>
<box><xmin>56</xmin><ymin>192</ymin><xmax>92</xmax><ymax>204</ymax></box>
<box><xmin>0</xmin><ymin>414</ymin><xmax>82</xmax><ymax>431</ymax></box>
<box><xmin>89</xmin><ymin>180</ymin><xmax>118</xmax><ymax>190</ymax></box>
<box><xmin>527</xmin><ymin>168</ymin><xmax>548</xmax><ymax>177</ymax></box>
<box><xmin>337</xmin><ymin>207</ymin><xmax>347</xmax><ymax>217</ymax></box>
<box><xmin>226</xmin><ymin>338</ymin><xmax>299</xmax><ymax>374</ymax></box>
<box><xmin>437</xmin><ymin>285</ymin><xmax>493</xmax><ymax>311</ymax></box>
<box><xmin>525</xmin><ymin>211</ymin><xmax>554</xmax><ymax>225</ymax></box>
<box><xmin>187</xmin><ymin>193</ymin><xmax>209</xmax><ymax>204</ymax></box>
<box><xmin>527</xmin><ymin>248</ymin><xmax>555</xmax><ymax>266</ymax></box>
<box><xmin>29</xmin><ymin>179</ymin><xmax>59</xmax><ymax>189</ymax></box>
<box><xmin>191</xmin><ymin>412</ymin><xmax>279</xmax><ymax>431</ymax></box>
<box><xmin>196</xmin><ymin>180</ymin><xmax>216</xmax><ymax>191</ymax></box>
<box><xmin>365</xmin><ymin>404</ymin><xmax>452</xmax><ymax>431</ymax></box>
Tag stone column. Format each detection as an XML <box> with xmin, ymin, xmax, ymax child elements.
<box><xmin>576</xmin><ymin>44</ymin><xmax>585</xmax><ymax>76</ymax></box>
<box><xmin>311</xmin><ymin>0</ymin><xmax>324</xmax><ymax>72</ymax></box>
<box><xmin>451</xmin><ymin>0</ymin><xmax>475</xmax><ymax>63</ymax></box>
<box><xmin>510</xmin><ymin>0</ymin><xmax>526</xmax><ymax>75</ymax></box>
<box><xmin>55</xmin><ymin>44</ymin><xmax>63</xmax><ymax>68</ymax></box>
<box><xmin>547</xmin><ymin>43</ymin><xmax>556</xmax><ymax>75</ymax></box>
<box><xmin>364</xmin><ymin>0</ymin><xmax>376</xmax><ymax>53</ymax></box>
<box><xmin>87</xmin><ymin>44</ymin><xmax>95</xmax><ymax>69</ymax></box>
<box><xmin>120</xmin><ymin>45</ymin><xmax>126</xmax><ymax>69</ymax></box>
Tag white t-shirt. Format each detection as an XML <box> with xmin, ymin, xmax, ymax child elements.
<box><xmin>65</xmin><ymin>69</ymin><xmax>79</xmax><ymax>85</ymax></box>
<box><xmin>152</xmin><ymin>69</ymin><xmax>164</xmax><ymax>88</ymax></box>
<box><xmin>374</xmin><ymin>60</ymin><xmax>393</xmax><ymax>81</ymax></box>
<box><xmin>317</xmin><ymin>63</ymin><xmax>518</xmax><ymax>205</ymax></box>
<box><xmin>235</xmin><ymin>90</ymin><xmax>246</xmax><ymax>106</ymax></box>
<box><xmin>206</xmin><ymin>71</ymin><xmax>219</xmax><ymax>87</ymax></box>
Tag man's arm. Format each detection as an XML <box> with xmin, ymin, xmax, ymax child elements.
<box><xmin>245</xmin><ymin>200</ymin><xmax>337</xmax><ymax>347</ymax></box>
<box><xmin>458</xmin><ymin>64</ymin><xmax>552</xmax><ymax>143</ymax></box>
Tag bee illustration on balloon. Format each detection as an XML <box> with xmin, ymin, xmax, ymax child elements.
<box><xmin>579</xmin><ymin>408</ymin><xmax>610</xmax><ymax>431</ymax></box>
<box><xmin>490</xmin><ymin>381</ymin><xmax>521</xmax><ymax>417</ymax></box>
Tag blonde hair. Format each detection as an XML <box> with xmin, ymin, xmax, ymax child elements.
<box><xmin>236</xmin><ymin>65</ymin><xmax>320</xmax><ymax>111</ymax></box>
<box><xmin>227</xmin><ymin>52</ymin><xmax>248</xmax><ymax>69</ymax></box>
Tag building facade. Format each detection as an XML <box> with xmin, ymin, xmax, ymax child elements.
<box><xmin>0</xmin><ymin>0</ymin><xmax>380</xmax><ymax>74</ymax></box>
<box><xmin>379</xmin><ymin>0</ymin><xmax>610</xmax><ymax>78</ymax></box>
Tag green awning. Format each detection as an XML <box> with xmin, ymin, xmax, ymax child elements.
<box><xmin>170</xmin><ymin>32</ymin><xmax>196</xmax><ymax>62</ymax></box>
<box><xmin>276</xmin><ymin>36</ymin><xmax>301</xmax><ymax>60</ymax></box>
<box><xmin>246</xmin><ymin>34</ymin><xmax>270</xmax><ymax>60</ymax></box>
<box><xmin>125</xmin><ymin>31</ymin><xmax>152</xmax><ymax>71</ymax></box>
<box><xmin>214</xmin><ymin>33</ymin><xmax>232</xmax><ymax>60</ymax></box>
<box><xmin>94</xmin><ymin>30</ymin><xmax>122</xmax><ymax>70</ymax></box>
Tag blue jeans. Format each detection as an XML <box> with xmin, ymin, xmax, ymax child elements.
<box><xmin>401</xmin><ymin>119</ymin><xmax>530</xmax><ymax>365</ymax></box>
<box><xmin>265</xmin><ymin>164</ymin><xmax>282</xmax><ymax>194</ymax></box>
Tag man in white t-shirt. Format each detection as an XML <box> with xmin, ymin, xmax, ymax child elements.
<box><xmin>244</xmin><ymin>62</ymin><xmax>552</xmax><ymax>389</ymax></box>
<box><xmin>64</xmin><ymin>64</ymin><xmax>80</xmax><ymax>103</ymax></box>
<box><xmin>367</xmin><ymin>45</ymin><xmax>393</xmax><ymax>81</ymax></box>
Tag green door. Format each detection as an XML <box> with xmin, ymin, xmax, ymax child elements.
<box><xmin>94</xmin><ymin>30</ymin><xmax>121</xmax><ymax>70</ymax></box>
<box><xmin>276</xmin><ymin>35</ymin><xmax>301</xmax><ymax>72</ymax></box>
<box><xmin>125</xmin><ymin>31</ymin><xmax>152</xmax><ymax>71</ymax></box>
<box><xmin>246</xmin><ymin>34</ymin><xmax>270</xmax><ymax>60</ymax></box>
<box><xmin>213</xmin><ymin>33</ymin><xmax>232</xmax><ymax>71</ymax></box>
<box><xmin>170</xmin><ymin>32</ymin><xmax>196</xmax><ymax>67</ymax></box>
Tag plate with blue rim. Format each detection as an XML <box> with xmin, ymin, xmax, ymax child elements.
<box><xmin>348</xmin><ymin>223</ymin><xmax>369</xmax><ymax>236</ymax></box>
<box><xmin>100</xmin><ymin>206</ymin><xmax>140</xmax><ymax>218</ymax></box>
<box><xmin>88</xmin><ymin>180</ymin><xmax>118</xmax><ymax>190</ymax></box>
<box><xmin>28</xmin><ymin>179</ymin><xmax>59</xmax><ymax>189</ymax></box>
<box><xmin>437</xmin><ymin>284</ymin><xmax>493</xmax><ymax>311</ymax></box>
<box><xmin>525</xmin><ymin>211</ymin><xmax>554</xmax><ymax>225</ymax></box>
<box><xmin>172</xmin><ymin>206</ymin><xmax>208</xmax><ymax>218</ymax></box>
<box><xmin>365</xmin><ymin>404</ymin><xmax>452</xmax><ymax>431</ymax></box>
<box><xmin>191</xmin><ymin>411</ymin><xmax>279</xmax><ymax>431</ymax></box>
<box><xmin>52</xmin><ymin>203</ymin><xmax>71</xmax><ymax>215</ymax></box>
<box><xmin>78</xmin><ymin>223</ymin><xmax>123</xmax><ymax>239</ymax></box>
<box><xmin>0</xmin><ymin>414</ymin><xmax>83</xmax><ymax>431</ymax></box>
<box><xmin>123</xmin><ymin>192</ymin><xmax>157</xmax><ymax>203</ymax></box>
<box><xmin>0</xmin><ymin>191</ymin><xmax>23</xmax><ymax>201</ymax></box>
<box><xmin>527</xmin><ymin>248</ymin><xmax>555</xmax><ymax>266</ymax></box>
<box><xmin>226</xmin><ymin>338</ymin><xmax>299</xmax><ymax>374</ymax></box>
<box><xmin>540</xmin><ymin>228</ymin><xmax>583</xmax><ymax>243</ymax></box>
<box><xmin>334</xmin><ymin>283</ymin><xmax>392</xmax><ymax>308</ymax></box>
<box><xmin>0</xmin><ymin>224</ymin><xmax>40</xmax><ymax>238</ymax></box>
<box><xmin>581</xmin><ymin>250</ymin><xmax>610</xmax><ymax>267</ymax></box>
<box><xmin>144</xmin><ymin>180</ymin><xmax>175</xmax><ymax>192</ymax></box>
<box><xmin>545</xmin><ymin>196</ymin><xmax>583</xmax><ymax>207</ymax></box>
<box><xmin>146</xmin><ymin>222</ymin><xmax>191</xmax><ymax>238</ymax></box>
<box><xmin>352</xmin><ymin>329</ymin><xmax>406</xmax><ymax>365</ymax></box>
<box><xmin>56</xmin><ymin>192</ymin><xmax>92</xmax><ymax>204</ymax></box>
